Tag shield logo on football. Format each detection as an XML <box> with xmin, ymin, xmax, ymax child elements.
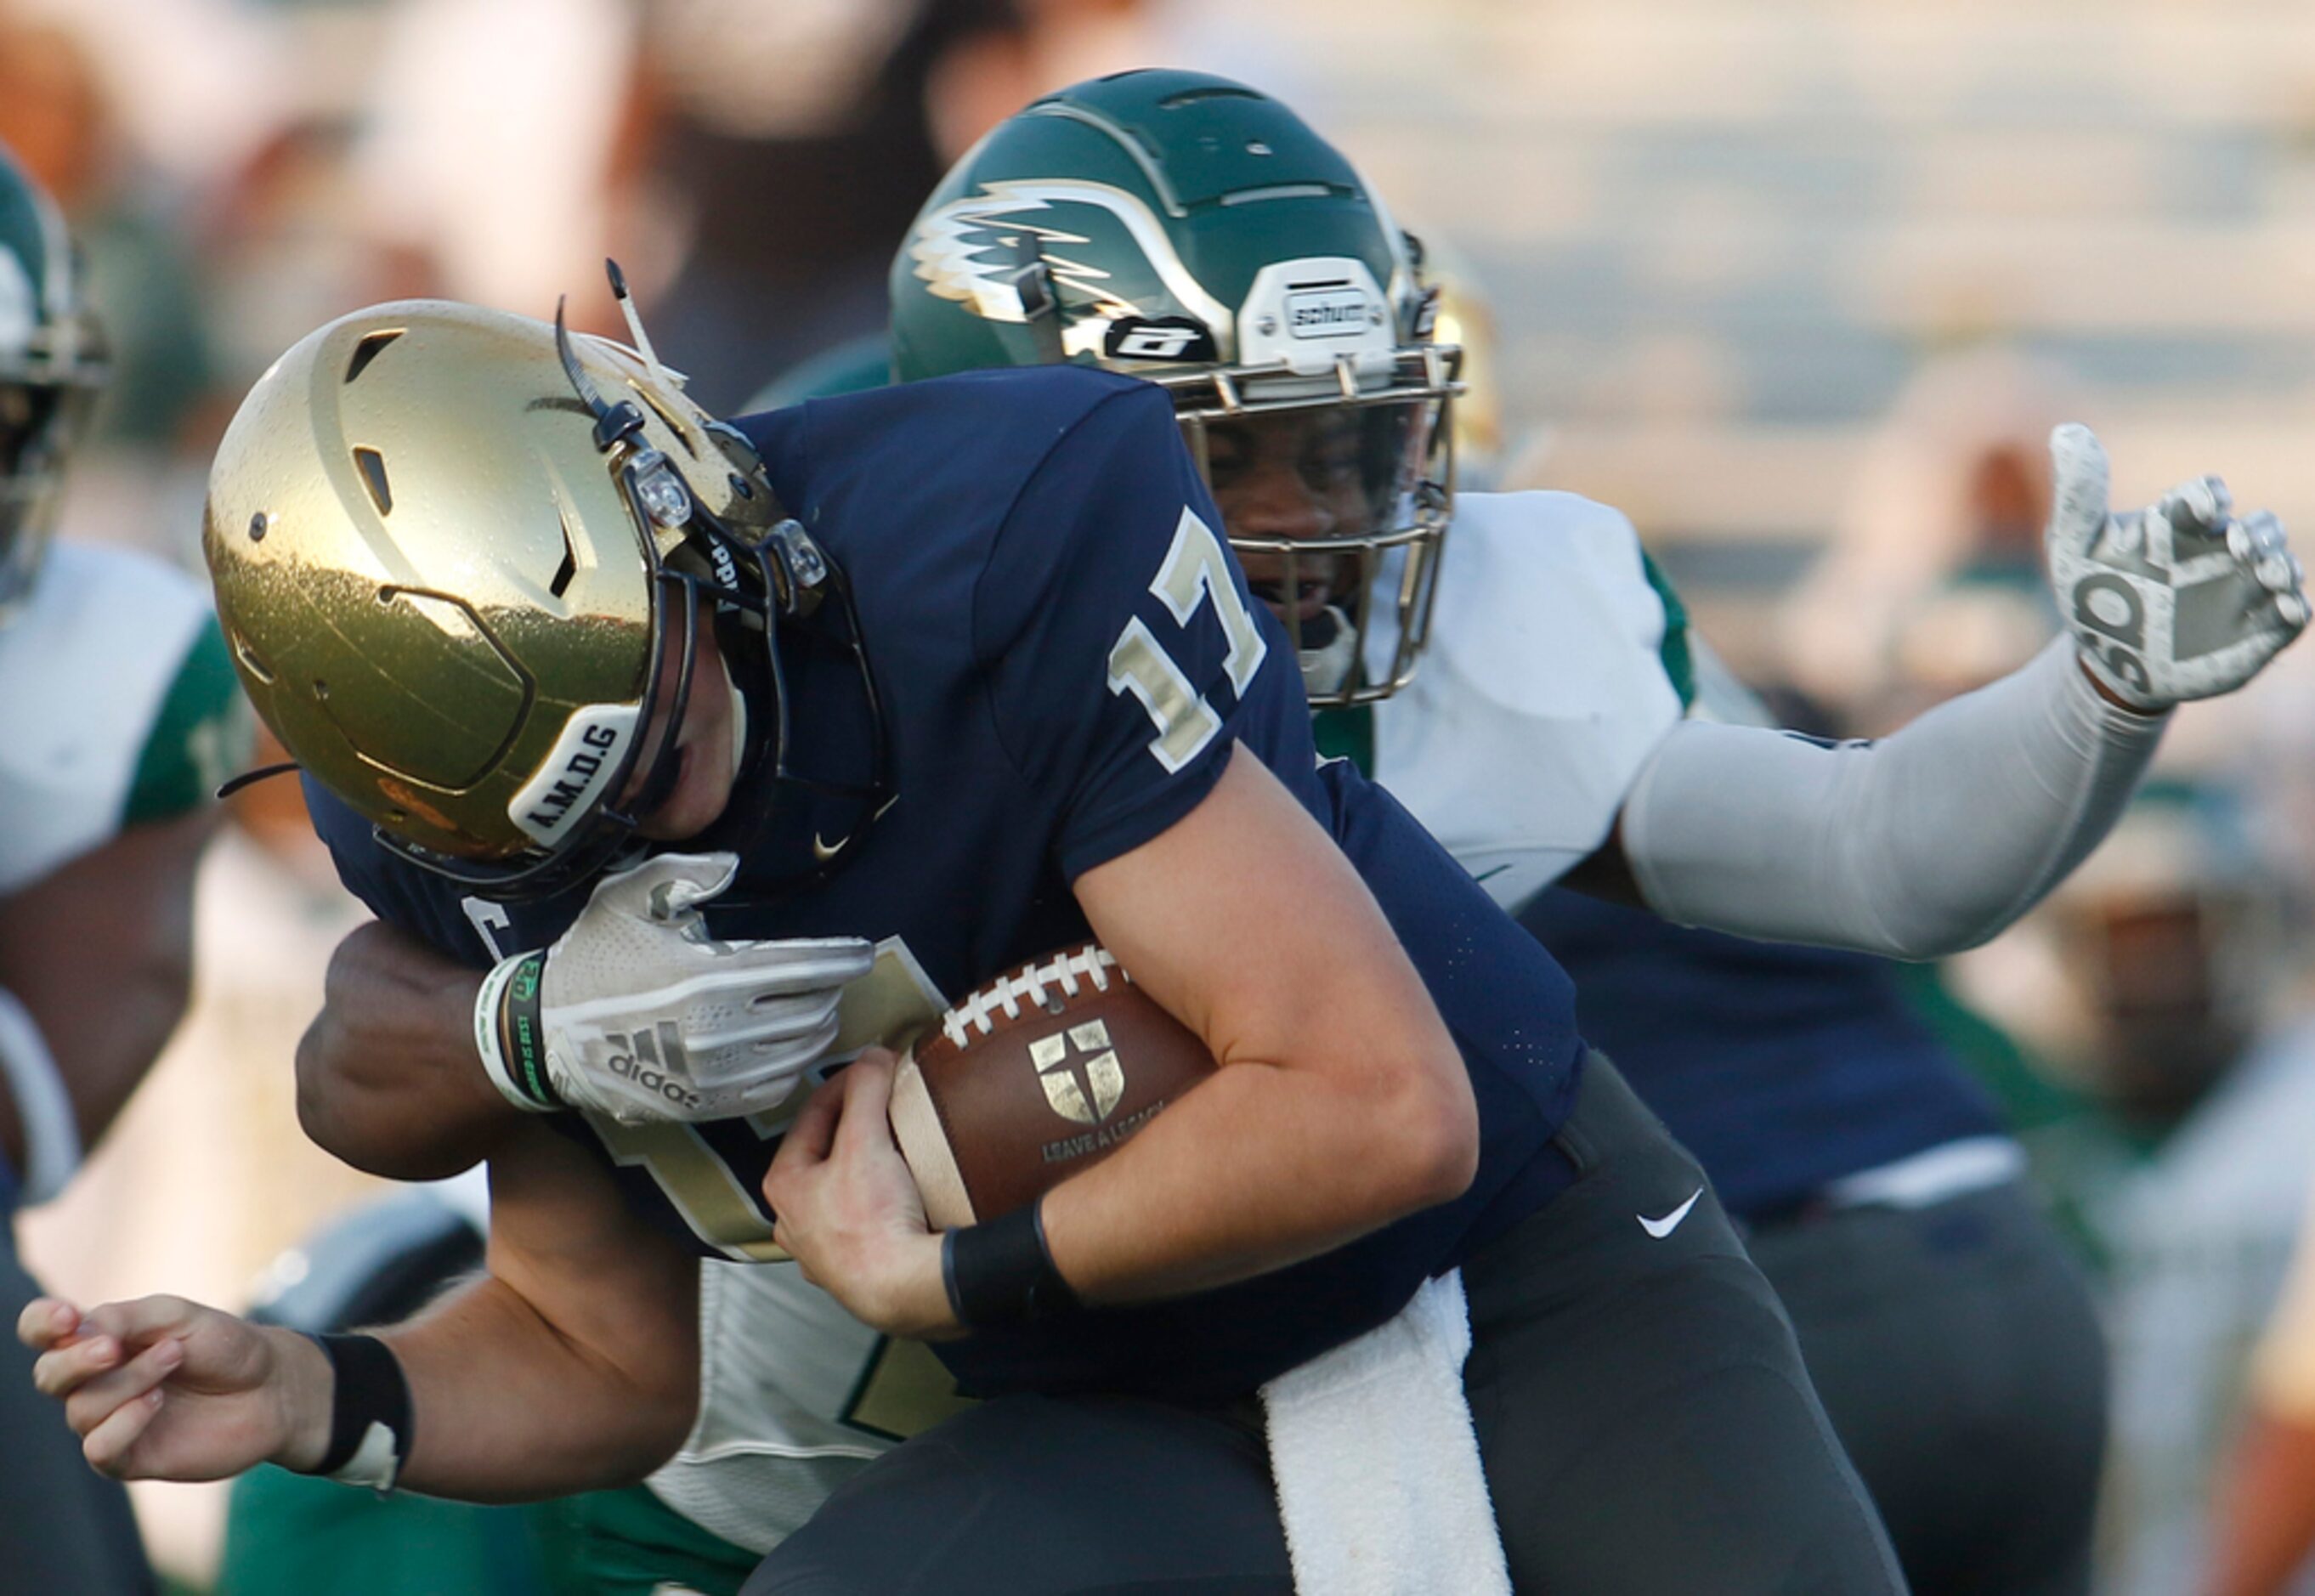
<box><xmin>1029</xmin><ymin>1021</ymin><xmax>1126</xmax><ymax>1125</ymax></box>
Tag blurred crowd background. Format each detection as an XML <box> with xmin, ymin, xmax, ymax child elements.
<box><xmin>16</xmin><ymin>0</ymin><xmax>2315</xmax><ymax>1589</ymax></box>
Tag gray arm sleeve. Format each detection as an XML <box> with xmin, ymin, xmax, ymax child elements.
<box><xmin>1618</xmin><ymin>638</ymin><xmax>2167</xmax><ymax>959</ymax></box>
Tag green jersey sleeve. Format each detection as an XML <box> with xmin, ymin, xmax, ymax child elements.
<box><xmin>122</xmin><ymin>615</ymin><xmax>251</xmax><ymax>827</ymax></box>
<box><xmin>1638</xmin><ymin>549</ymin><xmax>1697</xmax><ymax>713</ymax></box>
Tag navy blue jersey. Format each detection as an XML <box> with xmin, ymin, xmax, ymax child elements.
<box><xmin>310</xmin><ymin>366</ymin><xmax>1582</xmax><ymax>1401</ymax></box>
<box><xmin>1517</xmin><ymin>888</ymin><xmax>2002</xmax><ymax>1220</ymax></box>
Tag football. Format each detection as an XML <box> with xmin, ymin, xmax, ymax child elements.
<box><xmin>889</xmin><ymin>943</ymin><xmax>1219</xmax><ymax>1229</ymax></box>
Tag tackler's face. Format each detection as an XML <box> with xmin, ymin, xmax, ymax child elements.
<box><xmin>1191</xmin><ymin>399</ymin><xmax>1428</xmax><ymax>632</ymax></box>
<box><xmin>1199</xmin><ymin>410</ymin><xmax>1374</xmax><ymax>621</ymax></box>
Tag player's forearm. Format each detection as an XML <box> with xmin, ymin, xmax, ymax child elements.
<box><xmin>373</xmin><ymin>1271</ymin><xmax>698</xmax><ymax>1502</ymax></box>
<box><xmin>1040</xmin><ymin>1050</ymin><xmax>1476</xmax><ymax>1305</ymax></box>
<box><xmin>214</xmin><ymin>1268</ymin><xmax>693</xmax><ymax>1503</ymax></box>
<box><xmin>366</xmin><ymin>1123</ymin><xmax>700</xmax><ymax>1500</ymax></box>
<box><xmin>1620</xmin><ymin>637</ymin><xmax>2164</xmax><ymax>959</ymax></box>
<box><xmin>0</xmin><ymin>810</ymin><xmax>212</xmax><ymax>1169</ymax></box>
<box><xmin>1055</xmin><ymin>743</ymin><xmax>1479</xmax><ymax>1303</ymax></box>
<box><xmin>297</xmin><ymin>920</ymin><xmax>517</xmax><ymax>1179</ymax></box>
<box><xmin>39</xmin><ymin>927</ymin><xmax>194</xmax><ymax>1157</ymax></box>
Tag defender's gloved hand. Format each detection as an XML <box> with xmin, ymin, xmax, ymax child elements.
<box><xmin>2047</xmin><ymin>422</ymin><xmax>2309</xmax><ymax>712</ymax></box>
<box><xmin>473</xmin><ymin>852</ymin><xmax>874</xmax><ymax>1123</ymax></box>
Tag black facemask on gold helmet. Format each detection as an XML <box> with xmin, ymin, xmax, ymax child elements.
<box><xmin>206</xmin><ymin>275</ymin><xmax>888</xmax><ymax>903</ymax></box>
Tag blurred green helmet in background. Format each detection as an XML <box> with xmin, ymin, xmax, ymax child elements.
<box><xmin>0</xmin><ymin>140</ymin><xmax>106</xmax><ymax>618</ymax></box>
<box><xmin>890</xmin><ymin>69</ymin><xmax>1460</xmax><ymax>705</ymax></box>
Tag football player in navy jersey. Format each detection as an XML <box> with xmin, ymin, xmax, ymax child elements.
<box><xmin>20</xmin><ymin>295</ymin><xmax>1907</xmax><ymax>1590</ymax></box>
<box><xmin>729</xmin><ymin>75</ymin><xmax>2293</xmax><ymax>1596</ymax></box>
<box><xmin>654</xmin><ymin>72</ymin><xmax>2299</xmax><ymax>1596</ymax></box>
<box><xmin>861</xmin><ymin>74</ymin><xmax>2314</xmax><ymax>1596</ymax></box>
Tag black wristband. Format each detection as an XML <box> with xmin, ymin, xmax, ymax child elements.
<box><xmin>942</xmin><ymin>1197</ymin><xmax>1082</xmax><ymax>1329</ymax></box>
<box><xmin>501</xmin><ymin>954</ymin><xmax>558</xmax><ymax>1109</ymax></box>
<box><xmin>305</xmin><ymin>1333</ymin><xmax>414</xmax><ymax>1489</ymax></box>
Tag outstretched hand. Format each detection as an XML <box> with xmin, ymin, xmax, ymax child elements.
<box><xmin>2046</xmin><ymin>424</ymin><xmax>2308</xmax><ymax>712</ymax></box>
<box><xmin>19</xmin><ymin>1293</ymin><xmax>328</xmax><ymax>1481</ymax></box>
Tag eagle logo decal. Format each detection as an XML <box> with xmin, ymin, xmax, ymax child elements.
<box><xmin>908</xmin><ymin>179</ymin><xmax>1231</xmax><ymax>359</ymax></box>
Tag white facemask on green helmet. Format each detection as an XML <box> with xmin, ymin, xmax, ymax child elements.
<box><xmin>0</xmin><ymin>142</ymin><xmax>106</xmax><ymax>620</ymax></box>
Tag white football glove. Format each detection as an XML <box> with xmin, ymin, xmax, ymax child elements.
<box><xmin>473</xmin><ymin>852</ymin><xmax>874</xmax><ymax>1123</ymax></box>
<box><xmin>2046</xmin><ymin>423</ymin><xmax>2309</xmax><ymax>712</ymax></box>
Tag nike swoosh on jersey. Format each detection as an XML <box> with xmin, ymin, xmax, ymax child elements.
<box><xmin>1637</xmin><ymin>1187</ymin><xmax>1704</xmax><ymax>1240</ymax></box>
<box><xmin>816</xmin><ymin>795</ymin><xmax>900</xmax><ymax>861</ymax></box>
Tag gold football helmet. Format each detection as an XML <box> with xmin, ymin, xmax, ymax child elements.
<box><xmin>1418</xmin><ymin>238</ymin><xmax>1502</xmax><ymax>490</ymax></box>
<box><xmin>206</xmin><ymin>292</ymin><xmax>874</xmax><ymax>899</ymax></box>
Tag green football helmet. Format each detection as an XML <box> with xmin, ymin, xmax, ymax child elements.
<box><xmin>0</xmin><ymin>141</ymin><xmax>105</xmax><ymax>617</ymax></box>
<box><xmin>889</xmin><ymin>70</ymin><xmax>1460</xmax><ymax>705</ymax></box>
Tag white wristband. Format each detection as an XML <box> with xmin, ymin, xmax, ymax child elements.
<box><xmin>0</xmin><ymin>987</ymin><xmax>82</xmax><ymax>1204</ymax></box>
<box><xmin>331</xmin><ymin>1419</ymin><xmax>405</xmax><ymax>1491</ymax></box>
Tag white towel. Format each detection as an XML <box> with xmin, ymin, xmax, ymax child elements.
<box><xmin>1259</xmin><ymin>1270</ymin><xmax>1513</xmax><ymax>1596</ymax></box>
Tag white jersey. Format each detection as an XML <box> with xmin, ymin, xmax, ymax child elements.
<box><xmin>647</xmin><ymin>1262</ymin><xmax>968</xmax><ymax>1554</ymax></box>
<box><xmin>1367</xmin><ymin>489</ymin><xmax>1686</xmax><ymax>910</ymax></box>
<box><xmin>0</xmin><ymin>540</ymin><xmax>221</xmax><ymax>892</ymax></box>
<box><xmin>648</xmin><ymin>489</ymin><xmax>1690</xmax><ymax>1546</ymax></box>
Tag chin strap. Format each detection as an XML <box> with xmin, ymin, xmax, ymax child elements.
<box><xmin>1297</xmin><ymin>604</ymin><xmax>1361</xmax><ymax>699</ymax></box>
<box><xmin>722</xmin><ymin>648</ymin><xmax>748</xmax><ymax>776</ymax></box>
<box><xmin>0</xmin><ymin>987</ymin><xmax>81</xmax><ymax>1205</ymax></box>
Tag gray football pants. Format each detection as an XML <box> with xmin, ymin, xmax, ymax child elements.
<box><xmin>744</xmin><ymin>1056</ymin><xmax>1903</xmax><ymax>1594</ymax></box>
<box><xmin>1748</xmin><ymin>1182</ymin><xmax>2108</xmax><ymax>1596</ymax></box>
<box><xmin>0</xmin><ymin>1220</ymin><xmax>156</xmax><ymax>1594</ymax></box>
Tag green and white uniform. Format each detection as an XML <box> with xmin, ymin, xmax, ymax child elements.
<box><xmin>639</xmin><ymin>1261</ymin><xmax>972</xmax><ymax>1562</ymax></box>
<box><xmin>0</xmin><ymin>540</ymin><xmax>240</xmax><ymax>891</ymax></box>
<box><xmin>0</xmin><ymin>536</ymin><xmax>241</xmax><ymax>1206</ymax></box>
<box><xmin>1350</xmin><ymin>488</ymin><xmax>1689</xmax><ymax>908</ymax></box>
<box><xmin>0</xmin><ymin>538</ymin><xmax>242</xmax><ymax>1596</ymax></box>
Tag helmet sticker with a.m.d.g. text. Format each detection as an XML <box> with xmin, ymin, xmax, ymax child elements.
<box><xmin>509</xmin><ymin>704</ymin><xmax>641</xmax><ymax>846</ymax></box>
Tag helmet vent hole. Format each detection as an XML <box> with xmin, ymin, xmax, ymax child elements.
<box><xmin>344</xmin><ymin>330</ymin><xmax>403</xmax><ymax>384</ymax></box>
<box><xmin>354</xmin><ymin>447</ymin><xmax>393</xmax><ymax>514</ymax></box>
<box><xmin>550</xmin><ymin>534</ymin><xmax>578</xmax><ymax>599</ymax></box>
<box><xmin>312</xmin><ymin>680</ymin><xmax>330</xmax><ymax>701</ymax></box>
<box><xmin>1158</xmin><ymin>84</ymin><xmax>1264</xmax><ymax>109</ymax></box>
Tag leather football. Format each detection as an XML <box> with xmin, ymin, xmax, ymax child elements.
<box><xmin>889</xmin><ymin>944</ymin><xmax>1218</xmax><ymax>1229</ymax></box>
